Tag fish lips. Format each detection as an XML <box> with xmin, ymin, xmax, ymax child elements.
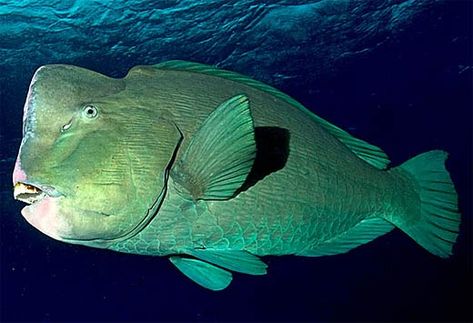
<box><xmin>13</xmin><ymin>181</ymin><xmax>62</xmax><ymax>204</ymax></box>
<box><xmin>13</xmin><ymin>181</ymin><xmax>69</xmax><ymax>241</ymax></box>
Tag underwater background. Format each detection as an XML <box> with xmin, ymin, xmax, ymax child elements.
<box><xmin>0</xmin><ymin>0</ymin><xmax>471</xmax><ymax>322</ymax></box>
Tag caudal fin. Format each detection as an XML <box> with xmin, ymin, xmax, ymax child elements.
<box><xmin>393</xmin><ymin>150</ymin><xmax>461</xmax><ymax>258</ymax></box>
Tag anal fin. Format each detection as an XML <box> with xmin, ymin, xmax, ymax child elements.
<box><xmin>298</xmin><ymin>217</ymin><xmax>394</xmax><ymax>257</ymax></box>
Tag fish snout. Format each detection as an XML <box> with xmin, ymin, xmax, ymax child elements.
<box><xmin>13</xmin><ymin>148</ymin><xmax>63</xmax><ymax>204</ymax></box>
<box><xmin>12</xmin><ymin>157</ymin><xmax>27</xmax><ymax>185</ymax></box>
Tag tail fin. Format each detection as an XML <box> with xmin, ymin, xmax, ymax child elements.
<box><xmin>392</xmin><ymin>150</ymin><xmax>461</xmax><ymax>258</ymax></box>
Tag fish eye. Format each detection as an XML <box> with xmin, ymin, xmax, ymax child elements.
<box><xmin>82</xmin><ymin>104</ymin><xmax>98</xmax><ymax>119</ymax></box>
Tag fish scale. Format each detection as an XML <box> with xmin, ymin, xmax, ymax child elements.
<box><xmin>12</xmin><ymin>61</ymin><xmax>461</xmax><ymax>290</ymax></box>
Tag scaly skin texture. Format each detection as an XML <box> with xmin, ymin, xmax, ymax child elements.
<box><xmin>13</xmin><ymin>63</ymin><xmax>461</xmax><ymax>291</ymax></box>
<box><xmin>110</xmin><ymin>152</ymin><xmax>415</xmax><ymax>257</ymax></box>
<box><xmin>108</xmin><ymin>67</ymin><xmax>417</xmax><ymax>257</ymax></box>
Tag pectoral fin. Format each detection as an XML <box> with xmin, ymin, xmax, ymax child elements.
<box><xmin>171</xmin><ymin>94</ymin><xmax>256</xmax><ymax>200</ymax></box>
<box><xmin>169</xmin><ymin>256</ymin><xmax>232</xmax><ymax>291</ymax></box>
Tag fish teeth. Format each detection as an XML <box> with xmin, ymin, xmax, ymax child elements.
<box><xmin>13</xmin><ymin>182</ymin><xmax>46</xmax><ymax>205</ymax></box>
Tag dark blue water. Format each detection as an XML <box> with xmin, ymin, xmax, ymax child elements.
<box><xmin>1</xmin><ymin>1</ymin><xmax>471</xmax><ymax>322</ymax></box>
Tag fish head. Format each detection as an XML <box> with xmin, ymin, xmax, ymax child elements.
<box><xmin>13</xmin><ymin>65</ymin><xmax>181</xmax><ymax>248</ymax></box>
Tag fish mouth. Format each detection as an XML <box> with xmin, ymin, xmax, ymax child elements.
<box><xmin>14</xmin><ymin>181</ymin><xmax>69</xmax><ymax>242</ymax></box>
<box><xmin>13</xmin><ymin>182</ymin><xmax>62</xmax><ymax>204</ymax></box>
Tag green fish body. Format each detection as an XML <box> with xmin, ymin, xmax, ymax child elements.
<box><xmin>13</xmin><ymin>61</ymin><xmax>460</xmax><ymax>290</ymax></box>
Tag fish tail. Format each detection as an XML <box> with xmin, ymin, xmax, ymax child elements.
<box><xmin>390</xmin><ymin>150</ymin><xmax>461</xmax><ymax>257</ymax></box>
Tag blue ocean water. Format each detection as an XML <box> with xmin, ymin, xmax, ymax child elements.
<box><xmin>0</xmin><ymin>1</ymin><xmax>471</xmax><ymax>322</ymax></box>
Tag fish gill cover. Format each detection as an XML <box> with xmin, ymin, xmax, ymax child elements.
<box><xmin>0</xmin><ymin>0</ymin><xmax>471</xmax><ymax>322</ymax></box>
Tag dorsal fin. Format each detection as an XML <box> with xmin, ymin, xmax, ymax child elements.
<box><xmin>153</xmin><ymin>60</ymin><xmax>390</xmax><ymax>169</ymax></box>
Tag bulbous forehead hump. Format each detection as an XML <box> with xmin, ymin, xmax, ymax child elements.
<box><xmin>28</xmin><ymin>64</ymin><xmax>125</xmax><ymax>109</ymax></box>
<box><xmin>22</xmin><ymin>65</ymin><xmax>125</xmax><ymax>136</ymax></box>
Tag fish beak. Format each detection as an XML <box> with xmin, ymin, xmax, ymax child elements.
<box><xmin>13</xmin><ymin>182</ymin><xmax>46</xmax><ymax>204</ymax></box>
<box><xmin>13</xmin><ymin>181</ymin><xmax>70</xmax><ymax>242</ymax></box>
<box><xmin>13</xmin><ymin>182</ymin><xmax>63</xmax><ymax>204</ymax></box>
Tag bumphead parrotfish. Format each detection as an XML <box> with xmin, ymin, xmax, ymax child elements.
<box><xmin>12</xmin><ymin>61</ymin><xmax>461</xmax><ymax>290</ymax></box>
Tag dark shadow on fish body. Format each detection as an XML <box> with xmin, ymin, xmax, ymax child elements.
<box><xmin>239</xmin><ymin>126</ymin><xmax>290</xmax><ymax>193</ymax></box>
